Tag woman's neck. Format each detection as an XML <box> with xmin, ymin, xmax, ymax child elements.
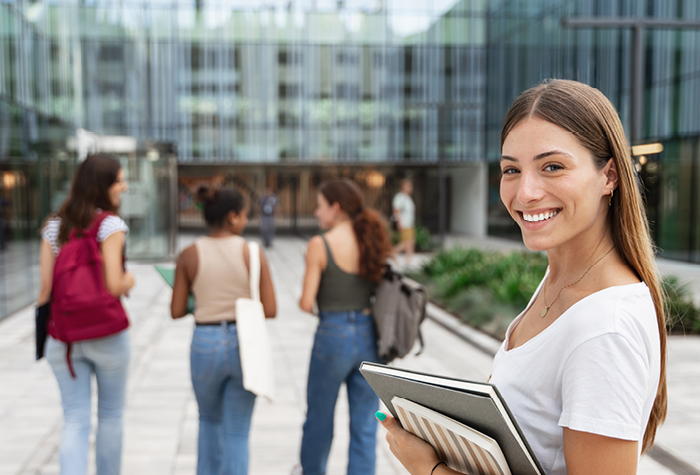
<box><xmin>546</xmin><ymin>229</ymin><xmax>615</xmax><ymax>283</ymax></box>
<box><xmin>208</xmin><ymin>227</ymin><xmax>237</xmax><ymax>238</ymax></box>
<box><xmin>329</xmin><ymin>217</ymin><xmax>353</xmax><ymax>233</ymax></box>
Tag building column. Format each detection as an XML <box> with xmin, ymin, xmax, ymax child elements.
<box><xmin>449</xmin><ymin>163</ymin><xmax>487</xmax><ymax>237</ymax></box>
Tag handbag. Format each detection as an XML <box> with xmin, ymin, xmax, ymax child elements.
<box><xmin>35</xmin><ymin>302</ymin><xmax>50</xmax><ymax>360</ymax></box>
<box><xmin>236</xmin><ymin>241</ymin><xmax>275</xmax><ymax>400</ymax></box>
<box><xmin>372</xmin><ymin>265</ymin><xmax>427</xmax><ymax>363</ymax></box>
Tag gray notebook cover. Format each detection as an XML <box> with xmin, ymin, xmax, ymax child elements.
<box><xmin>360</xmin><ymin>362</ymin><xmax>544</xmax><ymax>475</ymax></box>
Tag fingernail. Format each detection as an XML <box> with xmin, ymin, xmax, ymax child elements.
<box><xmin>375</xmin><ymin>411</ymin><xmax>386</xmax><ymax>422</ymax></box>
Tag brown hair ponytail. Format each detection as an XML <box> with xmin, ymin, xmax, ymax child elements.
<box><xmin>319</xmin><ymin>178</ymin><xmax>392</xmax><ymax>283</ymax></box>
<box><xmin>501</xmin><ymin>79</ymin><xmax>667</xmax><ymax>452</ymax></box>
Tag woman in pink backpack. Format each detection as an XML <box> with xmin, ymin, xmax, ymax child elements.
<box><xmin>38</xmin><ymin>153</ymin><xmax>134</xmax><ymax>475</ymax></box>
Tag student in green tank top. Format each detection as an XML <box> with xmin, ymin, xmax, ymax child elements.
<box><xmin>294</xmin><ymin>178</ymin><xmax>392</xmax><ymax>475</ymax></box>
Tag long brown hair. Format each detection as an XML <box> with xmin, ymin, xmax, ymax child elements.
<box><xmin>501</xmin><ymin>79</ymin><xmax>666</xmax><ymax>452</ymax></box>
<box><xmin>57</xmin><ymin>153</ymin><xmax>122</xmax><ymax>245</ymax></box>
<box><xmin>319</xmin><ymin>178</ymin><xmax>392</xmax><ymax>283</ymax></box>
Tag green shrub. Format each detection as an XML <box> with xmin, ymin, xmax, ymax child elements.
<box><xmin>415</xmin><ymin>225</ymin><xmax>438</xmax><ymax>252</ymax></box>
<box><xmin>417</xmin><ymin>247</ymin><xmax>700</xmax><ymax>338</ymax></box>
<box><xmin>416</xmin><ymin>247</ymin><xmax>547</xmax><ymax>339</ymax></box>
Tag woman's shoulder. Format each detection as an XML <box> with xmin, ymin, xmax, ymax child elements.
<box><xmin>563</xmin><ymin>282</ymin><xmax>656</xmax><ymax>343</ymax></box>
<box><xmin>307</xmin><ymin>234</ymin><xmax>328</xmax><ymax>253</ymax></box>
<box><xmin>97</xmin><ymin>214</ymin><xmax>128</xmax><ymax>242</ymax></box>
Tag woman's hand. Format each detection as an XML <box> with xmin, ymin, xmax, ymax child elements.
<box><xmin>376</xmin><ymin>411</ymin><xmax>452</xmax><ymax>475</ymax></box>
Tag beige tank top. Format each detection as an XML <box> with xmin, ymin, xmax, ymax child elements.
<box><xmin>191</xmin><ymin>235</ymin><xmax>251</xmax><ymax>323</ymax></box>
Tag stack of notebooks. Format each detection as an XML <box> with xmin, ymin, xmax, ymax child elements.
<box><xmin>360</xmin><ymin>362</ymin><xmax>544</xmax><ymax>475</ymax></box>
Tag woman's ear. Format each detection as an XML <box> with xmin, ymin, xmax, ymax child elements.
<box><xmin>227</xmin><ymin>210</ymin><xmax>239</xmax><ymax>226</ymax></box>
<box><xmin>603</xmin><ymin>158</ymin><xmax>619</xmax><ymax>193</ymax></box>
<box><xmin>331</xmin><ymin>201</ymin><xmax>342</xmax><ymax>216</ymax></box>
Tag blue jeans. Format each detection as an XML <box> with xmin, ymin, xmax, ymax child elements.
<box><xmin>190</xmin><ymin>323</ymin><xmax>256</xmax><ymax>475</ymax></box>
<box><xmin>46</xmin><ymin>330</ymin><xmax>130</xmax><ymax>475</ymax></box>
<box><xmin>300</xmin><ymin>310</ymin><xmax>380</xmax><ymax>475</ymax></box>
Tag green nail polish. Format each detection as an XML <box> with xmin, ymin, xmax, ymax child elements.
<box><xmin>375</xmin><ymin>411</ymin><xmax>386</xmax><ymax>421</ymax></box>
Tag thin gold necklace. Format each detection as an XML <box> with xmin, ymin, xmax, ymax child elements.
<box><xmin>540</xmin><ymin>246</ymin><xmax>615</xmax><ymax>318</ymax></box>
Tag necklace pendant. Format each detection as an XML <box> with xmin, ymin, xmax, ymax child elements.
<box><xmin>541</xmin><ymin>307</ymin><xmax>548</xmax><ymax>318</ymax></box>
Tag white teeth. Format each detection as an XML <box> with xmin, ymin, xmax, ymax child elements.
<box><xmin>523</xmin><ymin>210</ymin><xmax>558</xmax><ymax>222</ymax></box>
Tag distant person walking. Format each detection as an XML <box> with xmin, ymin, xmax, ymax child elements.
<box><xmin>392</xmin><ymin>179</ymin><xmax>416</xmax><ymax>268</ymax></box>
<box><xmin>259</xmin><ymin>187</ymin><xmax>278</xmax><ymax>248</ymax></box>
<box><xmin>38</xmin><ymin>153</ymin><xmax>134</xmax><ymax>475</ymax></box>
<box><xmin>171</xmin><ymin>186</ymin><xmax>277</xmax><ymax>475</ymax></box>
<box><xmin>296</xmin><ymin>178</ymin><xmax>392</xmax><ymax>475</ymax></box>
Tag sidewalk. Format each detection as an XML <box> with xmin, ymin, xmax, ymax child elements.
<box><xmin>0</xmin><ymin>235</ymin><xmax>697</xmax><ymax>474</ymax></box>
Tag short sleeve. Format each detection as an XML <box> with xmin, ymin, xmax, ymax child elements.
<box><xmin>392</xmin><ymin>194</ymin><xmax>403</xmax><ymax>210</ymax></box>
<box><xmin>559</xmin><ymin>333</ymin><xmax>649</xmax><ymax>441</ymax></box>
<box><xmin>97</xmin><ymin>215</ymin><xmax>129</xmax><ymax>243</ymax></box>
<box><xmin>42</xmin><ymin>218</ymin><xmax>62</xmax><ymax>255</ymax></box>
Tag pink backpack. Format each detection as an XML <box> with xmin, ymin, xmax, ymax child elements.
<box><xmin>49</xmin><ymin>211</ymin><xmax>129</xmax><ymax>377</ymax></box>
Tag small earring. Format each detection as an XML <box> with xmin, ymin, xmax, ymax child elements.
<box><xmin>609</xmin><ymin>189</ymin><xmax>614</xmax><ymax>207</ymax></box>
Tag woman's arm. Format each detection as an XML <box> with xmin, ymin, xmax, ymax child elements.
<box><xmin>563</xmin><ymin>428</ymin><xmax>638</xmax><ymax>475</ymax></box>
<box><xmin>258</xmin><ymin>247</ymin><xmax>277</xmax><ymax>318</ymax></box>
<box><xmin>101</xmin><ymin>231</ymin><xmax>135</xmax><ymax>297</ymax></box>
<box><xmin>299</xmin><ymin>236</ymin><xmax>326</xmax><ymax>313</ymax></box>
<box><xmin>37</xmin><ymin>239</ymin><xmax>56</xmax><ymax>305</ymax></box>
<box><xmin>378</xmin><ymin>413</ymin><xmax>462</xmax><ymax>475</ymax></box>
<box><xmin>171</xmin><ymin>245</ymin><xmax>195</xmax><ymax>319</ymax></box>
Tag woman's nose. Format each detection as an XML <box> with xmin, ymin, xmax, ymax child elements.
<box><xmin>516</xmin><ymin>171</ymin><xmax>545</xmax><ymax>203</ymax></box>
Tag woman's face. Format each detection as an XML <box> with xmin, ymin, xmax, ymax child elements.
<box><xmin>500</xmin><ymin>118</ymin><xmax>615</xmax><ymax>252</ymax></box>
<box><xmin>108</xmin><ymin>169</ymin><xmax>128</xmax><ymax>208</ymax></box>
<box><xmin>314</xmin><ymin>193</ymin><xmax>337</xmax><ymax>230</ymax></box>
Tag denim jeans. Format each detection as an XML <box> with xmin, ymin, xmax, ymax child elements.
<box><xmin>300</xmin><ymin>310</ymin><xmax>380</xmax><ymax>475</ymax></box>
<box><xmin>190</xmin><ymin>323</ymin><xmax>256</xmax><ymax>475</ymax></box>
<box><xmin>46</xmin><ymin>330</ymin><xmax>130</xmax><ymax>475</ymax></box>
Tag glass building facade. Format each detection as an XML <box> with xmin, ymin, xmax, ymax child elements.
<box><xmin>2</xmin><ymin>0</ymin><xmax>700</xmax><ymax>320</ymax></box>
<box><xmin>483</xmin><ymin>0</ymin><xmax>700</xmax><ymax>262</ymax></box>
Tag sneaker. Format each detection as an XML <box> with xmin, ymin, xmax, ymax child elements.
<box><xmin>290</xmin><ymin>464</ymin><xmax>303</xmax><ymax>475</ymax></box>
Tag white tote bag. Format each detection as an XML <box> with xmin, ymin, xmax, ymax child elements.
<box><xmin>236</xmin><ymin>241</ymin><xmax>275</xmax><ymax>400</ymax></box>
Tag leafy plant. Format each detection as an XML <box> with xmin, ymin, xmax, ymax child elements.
<box><xmin>415</xmin><ymin>225</ymin><xmax>438</xmax><ymax>252</ymax></box>
<box><xmin>416</xmin><ymin>247</ymin><xmax>547</xmax><ymax>339</ymax></box>
<box><xmin>417</xmin><ymin>247</ymin><xmax>700</xmax><ymax>338</ymax></box>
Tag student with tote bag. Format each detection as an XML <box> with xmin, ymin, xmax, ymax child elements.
<box><xmin>171</xmin><ymin>186</ymin><xmax>277</xmax><ymax>475</ymax></box>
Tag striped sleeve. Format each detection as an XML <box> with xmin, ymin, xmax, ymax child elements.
<box><xmin>41</xmin><ymin>218</ymin><xmax>61</xmax><ymax>256</ymax></box>
<box><xmin>97</xmin><ymin>215</ymin><xmax>129</xmax><ymax>243</ymax></box>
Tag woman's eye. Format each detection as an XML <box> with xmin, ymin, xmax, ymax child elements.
<box><xmin>501</xmin><ymin>167</ymin><xmax>519</xmax><ymax>175</ymax></box>
<box><xmin>544</xmin><ymin>163</ymin><xmax>564</xmax><ymax>172</ymax></box>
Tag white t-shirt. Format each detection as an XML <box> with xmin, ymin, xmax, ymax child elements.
<box><xmin>392</xmin><ymin>192</ymin><xmax>415</xmax><ymax>229</ymax></box>
<box><xmin>42</xmin><ymin>214</ymin><xmax>129</xmax><ymax>256</ymax></box>
<box><xmin>490</xmin><ymin>273</ymin><xmax>660</xmax><ymax>475</ymax></box>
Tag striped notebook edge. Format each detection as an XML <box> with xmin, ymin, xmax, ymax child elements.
<box><xmin>392</xmin><ymin>397</ymin><xmax>512</xmax><ymax>475</ymax></box>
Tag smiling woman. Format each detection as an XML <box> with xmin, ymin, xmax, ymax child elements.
<box><xmin>376</xmin><ymin>80</ymin><xmax>667</xmax><ymax>475</ymax></box>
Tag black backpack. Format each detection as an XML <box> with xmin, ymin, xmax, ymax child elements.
<box><xmin>372</xmin><ymin>266</ymin><xmax>428</xmax><ymax>363</ymax></box>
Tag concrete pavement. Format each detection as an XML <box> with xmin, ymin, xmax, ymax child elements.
<box><xmin>0</xmin><ymin>235</ymin><xmax>697</xmax><ymax>474</ymax></box>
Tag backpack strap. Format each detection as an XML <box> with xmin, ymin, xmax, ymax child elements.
<box><xmin>66</xmin><ymin>344</ymin><xmax>76</xmax><ymax>378</ymax></box>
